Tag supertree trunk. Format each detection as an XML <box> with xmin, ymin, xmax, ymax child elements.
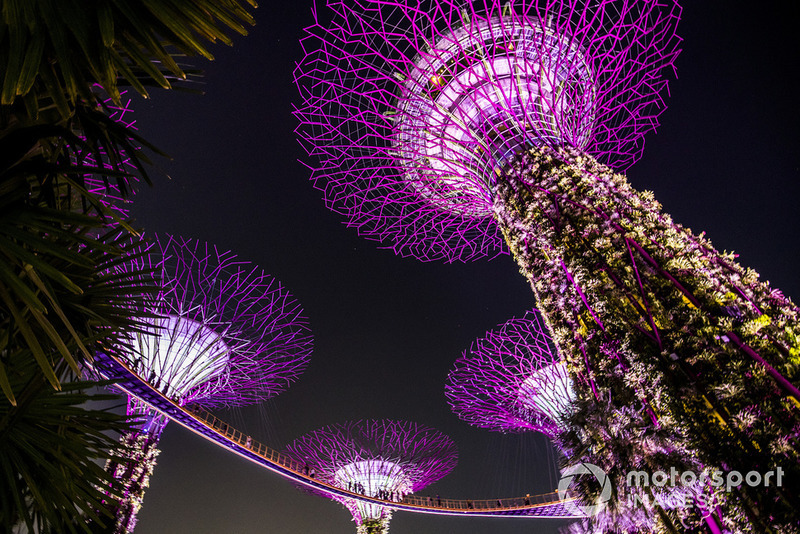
<box><xmin>105</xmin><ymin>404</ymin><xmax>165</xmax><ymax>534</ymax></box>
<box><xmin>358</xmin><ymin>517</ymin><xmax>391</xmax><ymax>534</ymax></box>
<box><xmin>494</xmin><ymin>147</ymin><xmax>800</xmax><ymax>533</ymax></box>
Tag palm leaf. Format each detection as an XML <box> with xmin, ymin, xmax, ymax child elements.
<box><xmin>0</xmin><ymin>356</ymin><xmax>137</xmax><ymax>533</ymax></box>
<box><xmin>0</xmin><ymin>0</ymin><xmax>257</xmax><ymax>114</ymax></box>
<box><xmin>1</xmin><ymin>2</ymin><xmax>258</xmax><ymax>530</ymax></box>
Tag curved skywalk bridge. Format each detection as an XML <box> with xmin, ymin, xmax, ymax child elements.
<box><xmin>94</xmin><ymin>352</ymin><xmax>584</xmax><ymax>519</ymax></box>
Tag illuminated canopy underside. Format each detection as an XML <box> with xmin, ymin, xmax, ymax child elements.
<box><xmin>397</xmin><ymin>15</ymin><xmax>594</xmax><ymax>217</ymax></box>
<box><xmin>119</xmin><ymin>235</ymin><xmax>313</xmax><ymax>409</ymax></box>
<box><xmin>294</xmin><ymin>0</ymin><xmax>681</xmax><ymax>262</ymax></box>
<box><xmin>517</xmin><ymin>361</ymin><xmax>575</xmax><ymax>421</ymax></box>
<box><xmin>286</xmin><ymin>420</ymin><xmax>457</xmax><ymax>527</ymax></box>
<box><xmin>133</xmin><ymin>314</ymin><xmax>231</xmax><ymax>401</ymax></box>
<box><xmin>446</xmin><ymin>311</ymin><xmax>574</xmax><ymax>435</ymax></box>
<box><xmin>334</xmin><ymin>460</ymin><xmax>411</xmax><ymax>524</ymax></box>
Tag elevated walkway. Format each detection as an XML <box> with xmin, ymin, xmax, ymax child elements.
<box><xmin>94</xmin><ymin>352</ymin><xmax>583</xmax><ymax>519</ymax></box>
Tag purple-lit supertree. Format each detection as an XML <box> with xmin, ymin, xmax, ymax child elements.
<box><xmin>446</xmin><ymin>310</ymin><xmax>574</xmax><ymax>437</ymax></box>
<box><xmin>295</xmin><ymin>1</ymin><xmax>800</xmax><ymax>531</ymax></box>
<box><xmin>285</xmin><ymin>420</ymin><xmax>457</xmax><ymax>534</ymax></box>
<box><xmin>445</xmin><ymin>312</ymin><xmax>706</xmax><ymax>531</ymax></box>
<box><xmin>295</xmin><ymin>0</ymin><xmax>679</xmax><ymax>263</ymax></box>
<box><xmin>106</xmin><ymin>235</ymin><xmax>313</xmax><ymax>533</ymax></box>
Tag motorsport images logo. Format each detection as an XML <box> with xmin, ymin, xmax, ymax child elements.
<box><xmin>556</xmin><ymin>463</ymin><xmax>785</xmax><ymax>515</ymax></box>
<box><xmin>557</xmin><ymin>463</ymin><xmax>613</xmax><ymax>516</ymax></box>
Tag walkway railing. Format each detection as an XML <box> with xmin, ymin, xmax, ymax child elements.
<box><xmin>94</xmin><ymin>352</ymin><xmax>583</xmax><ymax>519</ymax></box>
<box><xmin>186</xmin><ymin>406</ymin><xmax>565</xmax><ymax>512</ymax></box>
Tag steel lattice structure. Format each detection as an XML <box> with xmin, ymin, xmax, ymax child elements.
<box><xmin>83</xmin><ymin>91</ymin><xmax>139</xmax><ymax>215</ymax></box>
<box><xmin>295</xmin><ymin>2</ymin><xmax>800</xmax><ymax>530</ymax></box>
<box><xmin>446</xmin><ymin>310</ymin><xmax>574</xmax><ymax>436</ymax></box>
<box><xmin>295</xmin><ymin>0</ymin><xmax>681</xmax><ymax>262</ymax></box>
<box><xmin>127</xmin><ymin>234</ymin><xmax>313</xmax><ymax>409</ymax></box>
<box><xmin>285</xmin><ymin>420</ymin><xmax>457</xmax><ymax>533</ymax></box>
<box><xmin>108</xmin><ymin>234</ymin><xmax>313</xmax><ymax>534</ymax></box>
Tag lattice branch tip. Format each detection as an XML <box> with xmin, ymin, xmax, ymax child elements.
<box><xmin>123</xmin><ymin>234</ymin><xmax>314</xmax><ymax>416</ymax></box>
<box><xmin>285</xmin><ymin>420</ymin><xmax>457</xmax><ymax>533</ymax></box>
<box><xmin>295</xmin><ymin>0</ymin><xmax>681</xmax><ymax>262</ymax></box>
<box><xmin>83</xmin><ymin>88</ymin><xmax>139</xmax><ymax>216</ymax></box>
<box><xmin>446</xmin><ymin>310</ymin><xmax>575</xmax><ymax>436</ymax></box>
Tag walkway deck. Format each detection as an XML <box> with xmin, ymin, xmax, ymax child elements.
<box><xmin>93</xmin><ymin>352</ymin><xmax>583</xmax><ymax>519</ymax></box>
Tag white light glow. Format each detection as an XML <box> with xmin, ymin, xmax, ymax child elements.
<box><xmin>133</xmin><ymin>314</ymin><xmax>231</xmax><ymax>401</ymax></box>
<box><xmin>395</xmin><ymin>15</ymin><xmax>596</xmax><ymax>217</ymax></box>
<box><xmin>334</xmin><ymin>460</ymin><xmax>411</xmax><ymax>522</ymax></box>
<box><xmin>517</xmin><ymin>361</ymin><xmax>575</xmax><ymax>422</ymax></box>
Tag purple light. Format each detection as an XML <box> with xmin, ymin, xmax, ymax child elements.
<box><xmin>285</xmin><ymin>420</ymin><xmax>457</xmax><ymax>530</ymax></box>
<box><xmin>83</xmin><ymin>90</ymin><xmax>139</xmax><ymax>216</ymax></box>
<box><xmin>110</xmin><ymin>235</ymin><xmax>313</xmax><ymax>533</ymax></box>
<box><xmin>446</xmin><ymin>310</ymin><xmax>574</xmax><ymax>436</ymax></box>
<box><xmin>295</xmin><ymin>0</ymin><xmax>680</xmax><ymax>262</ymax></box>
<box><xmin>125</xmin><ymin>234</ymin><xmax>313</xmax><ymax>410</ymax></box>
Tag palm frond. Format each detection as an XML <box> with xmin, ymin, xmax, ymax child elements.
<box><xmin>0</xmin><ymin>0</ymin><xmax>257</xmax><ymax>115</ymax></box>
<box><xmin>0</xmin><ymin>357</ymin><xmax>137</xmax><ymax>533</ymax></box>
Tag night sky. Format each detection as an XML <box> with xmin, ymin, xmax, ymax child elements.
<box><xmin>124</xmin><ymin>1</ymin><xmax>799</xmax><ymax>533</ymax></box>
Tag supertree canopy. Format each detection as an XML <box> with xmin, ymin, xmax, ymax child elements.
<box><xmin>446</xmin><ymin>310</ymin><xmax>574</xmax><ymax>436</ymax></box>
<box><xmin>297</xmin><ymin>1</ymin><xmax>800</xmax><ymax>532</ymax></box>
<box><xmin>285</xmin><ymin>420</ymin><xmax>457</xmax><ymax>534</ymax></box>
<box><xmin>295</xmin><ymin>0</ymin><xmax>680</xmax><ymax>262</ymax></box>
<box><xmin>107</xmin><ymin>234</ymin><xmax>313</xmax><ymax>533</ymax></box>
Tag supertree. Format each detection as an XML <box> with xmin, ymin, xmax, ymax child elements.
<box><xmin>295</xmin><ymin>1</ymin><xmax>800</xmax><ymax>532</ymax></box>
<box><xmin>445</xmin><ymin>310</ymin><xmax>700</xmax><ymax>530</ymax></box>
<box><xmin>285</xmin><ymin>420</ymin><xmax>457</xmax><ymax>534</ymax></box>
<box><xmin>295</xmin><ymin>0</ymin><xmax>679</xmax><ymax>263</ymax></box>
<box><xmin>446</xmin><ymin>310</ymin><xmax>574</xmax><ymax>437</ymax></box>
<box><xmin>105</xmin><ymin>235</ymin><xmax>313</xmax><ymax>534</ymax></box>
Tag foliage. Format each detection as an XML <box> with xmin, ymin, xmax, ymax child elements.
<box><xmin>105</xmin><ymin>432</ymin><xmax>161</xmax><ymax>534</ymax></box>
<box><xmin>0</xmin><ymin>0</ymin><xmax>258</xmax><ymax>530</ymax></box>
<box><xmin>0</xmin><ymin>216</ymin><xmax>155</xmax><ymax>532</ymax></box>
<box><xmin>0</xmin><ymin>103</ymin><xmax>159</xmax><ymax>402</ymax></box>
<box><xmin>0</xmin><ymin>0</ymin><xmax>257</xmax><ymax>117</ymax></box>
<box><xmin>0</xmin><ymin>355</ymin><xmax>137</xmax><ymax>533</ymax></box>
<box><xmin>358</xmin><ymin>518</ymin><xmax>390</xmax><ymax>534</ymax></box>
<box><xmin>495</xmin><ymin>146</ymin><xmax>800</xmax><ymax>533</ymax></box>
<box><xmin>0</xmin><ymin>102</ymin><xmax>157</xmax><ymax>532</ymax></box>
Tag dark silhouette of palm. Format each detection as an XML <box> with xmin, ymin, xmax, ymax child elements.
<box><xmin>0</xmin><ymin>1</ymin><xmax>257</xmax><ymax>530</ymax></box>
